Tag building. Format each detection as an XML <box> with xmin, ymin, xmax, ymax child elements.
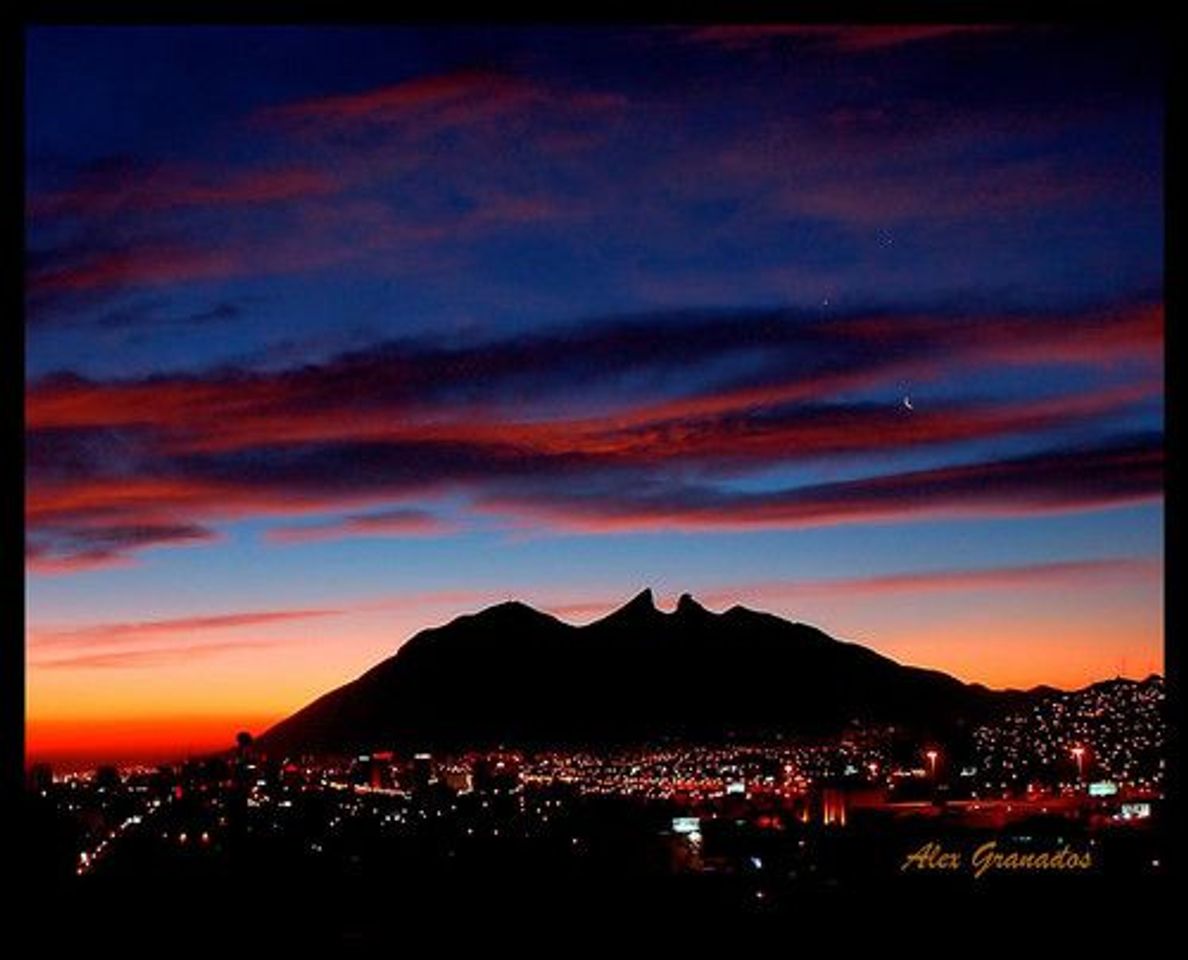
<box><xmin>28</xmin><ymin>762</ymin><xmax>53</xmax><ymax>793</ymax></box>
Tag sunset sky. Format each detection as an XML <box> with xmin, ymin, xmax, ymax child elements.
<box><xmin>25</xmin><ymin>24</ymin><xmax>1164</xmax><ymax>767</ymax></box>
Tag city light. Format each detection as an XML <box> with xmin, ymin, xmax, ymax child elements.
<box><xmin>28</xmin><ymin>677</ymin><xmax>1163</xmax><ymax>891</ymax></box>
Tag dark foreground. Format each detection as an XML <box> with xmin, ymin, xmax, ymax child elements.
<box><xmin>24</xmin><ymin>791</ymin><xmax>1168</xmax><ymax>941</ymax></box>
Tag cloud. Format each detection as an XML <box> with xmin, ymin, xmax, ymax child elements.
<box><xmin>768</xmin><ymin>158</ymin><xmax>1115</xmax><ymax>227</ymax></box>
<box><xmin>24</xmin><ymin>301</ymin><xmax>1162</xmax><ymax>569</ymax></box>
<box><xmin>25</xmin><ymin>555</ymin><xmax>1158</xmax><ymax>668</ymax></box>
<box><xmin>480</xmin><ymin>433</ymin><xmax>1163</xmax><ymax>532</ymax></box>
<box><xmin>259</xmin><ymin>69</ymin><xmax>528</xmax><ymax>126</ymax></box>
<box><xmin>31</xmin><ymin>607</ymin><xmax>344</xmax><ymax>647</ymax></box>
<box><xmin>25</xmin><ymin>66</ymin><xmax>625</xmax><ymax>312</ymax></box>
<box><xmin>27</xmin><ymin>164</ymin><xmax>341</xmax><ymax>221</ymax></box>
<box><xmin>25</xmin><ymin>184</ymin><xmax>568</xmax><ymax>304</ymax></box>
<box><xmin>26</xmin><ymin>243</ymin><xmax>240</xmax><ymax>296</ymax></box>
<box><xmin>92</xmin><ymin>299</ymin><xmax>243</xmax><ymax>331</ymax></box>
<box><xmin>257</xmin><ymin>67</ymin><xmax>625</xmax><ymax>140</ymax></box>
<box><xmin>29</xmin><ymin>639</ymin><xmax>284</xmax><ymax>671</ymax></box>
<box><xmin>554</xmin><ymin>380</ymin><xmax>1158</xmax><ymax>468</ymax></box>
<box><xmin>266</xmin><ymin>508</ymin><xmax>456</xmax><ymax>543</ymax></box>
<box><xmin>23</xmin><ymin>296</ymin><xmax>248</xmax><ymax>334</ymax></box>
<box><xmin>530</xmin><ymin>556</ymin><xmax>1159</xmax><ymax>622</ymax></box>
<box><xmin>691</xmin><ymin>557</ymin><xmax>1161</xmax><ymax>606</ymax></box>
<box><xmin>26</xmin><ymin>51</ymin><xmax>1147</xmax><ymax>327</ymax></box>
<box><xmin>26</xmin><ymin>522</ymin><xmax>219</xmax><ymax>574</ymax></box>
<box><xmin>683</xmin><ymin>24</ymin><xmax>1009</xmax><ymax>52</ymax></box>
<box><xmin>26</xmin><ymin>301</ymin><xmax>1161</xmax><ymax>433</ymax></box>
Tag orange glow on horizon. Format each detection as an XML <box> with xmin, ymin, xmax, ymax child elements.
<box><xmin>862</xmin><ymin>619</ymin><xmax>1162</xmax><ymax>691</ymax></box>
<box><xmin>26</xmin><ymin>713</ymin><xmax>284</xmax><ymax>769</ymax></box>
<box><xmin>26</xmin><ymin>576</ymin><xmax>1162</xmax><ymax>767</ymax></box>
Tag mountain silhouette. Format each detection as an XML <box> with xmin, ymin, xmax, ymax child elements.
<box><xmin>257</xmin><ymin>589</ymin><xmax>1022</xmax><ymax>756</ymax></box>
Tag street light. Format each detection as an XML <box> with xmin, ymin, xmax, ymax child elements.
<box><xmin>1071</xmin><ymin>746</ymin><xmax>1086</xmax><ymax>782</ymax></box>
<box><xmin>925</xmin><ymin>750</ymin><xmax>939</xmax><ymax>779</ymax></box>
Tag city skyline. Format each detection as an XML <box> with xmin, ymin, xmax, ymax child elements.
<box><xmin>25</xmin><ymin>24</ymin><xmax>1164</xmax><ymax>767</ymax></box>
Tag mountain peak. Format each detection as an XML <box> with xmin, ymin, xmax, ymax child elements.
<box><xmin>473</xmin><ymin>599</ymin><xmax>554</xmax><ymax>623</ymax></box>
<box><xmin>595</xmin><ymin>587</ymin><xmax>658</xmax><ymax>624</ymax></box>
<box><xmin>624</xmin><ymin>587</ymin><xmax>656</xmax><ymax>611</ymax></box>
<box><xmin>258</xmin><ymin>589</ymin><xmax>1011</xmax><ymax>755</ymax></box>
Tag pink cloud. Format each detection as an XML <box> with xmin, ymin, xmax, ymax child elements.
<box><xmin>692</xmin><ymin>558</ymin><xmax>1161</xmax><ymax>607</ymax></box>
<box><xmin>266</xmin><ymin>509</ymin><xmax>456</xmax><ymax>544</ymax></box>
<box><xmin>30</xmin><ymin>639</ymin><xmax>286</xmax><ymax>670</ymax></box>
<box><xmin>261</xmin><ymin>69</ymin><xmax>526</xmax><ymax>124</ymax></box>
<box><xmin>684</xmin><ymin>24</ymin><xmax>1008</xmax><ymax>52</ymax></box>
<box><xmin>28</xmin><ymin>166</ymin><xmax>341</xmax><ymax>221</ymax></box>
<box><xmin>31</xmin><ymin>607</ymin><xmax>345</xmax><ymax>647</ymax></box>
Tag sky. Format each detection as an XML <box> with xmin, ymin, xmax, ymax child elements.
<box><xmin>25</xmin><ymin>24</ymin><xmax>1164</xmax><ymax>768</ymax></box>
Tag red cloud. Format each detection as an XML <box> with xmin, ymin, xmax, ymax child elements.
<box><xmin>27</xmin><ymin>245</ymin><xmax>239</xmax><ymax>295</ymax></box>
<box><xmin>684</xmin><ymin>24</ymin><xmax>1007</xmax><ymax>52</ymax></box>
<box><xmin>834</xmin><ymin>302</ymin><xmax>1164</xmax><ymax>369</ymax></box>
<box><xmin>261</xmin><ymin>69</ymin><xmax>525</xmax><ymax>124</ymax></box>
<box><xmin>31</xmin><ymin>607</ymin><xmax>344</xmax><ymax>647</ymax></box>
<box><xmin>29</xmin><ymin>639</ymin><xmax>285</xmax><ymax>671</ymax></box>
<box><xmin>27</xmin><ymin>69</ymin><xmax>622</xmax><ymax>301</ymax></box>
<box><xmin>266</xmin><ymin>509</ymin><xmax>456</xmax><ymax>544</ymax></box>
<box><xmin>528</xmin><ymin>556</ymin><xmax>1159</xmax><ymax>624</ymax></box>
<box><xmin>25</xmin><ymin>303</ymin><xmax>1162</xmax><ymax>568</ymax></box>
<box><xmin>481</xmin><ymin>436</ymin><xmax>1163</xmax><ymax>533</ymax></box>
<box><xmin>26</xmin><ymin>518</ymin><xmax>221</xmax><ymax>574</ymax></box>
<box><xmin>28</xmin><ymin>166</ymin><xmax>341</xmax><ymax>221</ymax></box>
<box><xmin>692</xmin><ymin>558</ymin><xmax>1161</xmax><ymax>607</ymax></box>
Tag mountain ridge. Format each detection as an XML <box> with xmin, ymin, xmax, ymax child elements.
<box><xmin>255</xmin><ymin>589</ymin><xmax>1146</xmax><ymax>757</ymax></box>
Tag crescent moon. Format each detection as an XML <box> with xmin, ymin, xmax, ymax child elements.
<box><xmin>903</xmin><ymin>396</ymin><xmax>913</xmax><ymax>411</ymax></box>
